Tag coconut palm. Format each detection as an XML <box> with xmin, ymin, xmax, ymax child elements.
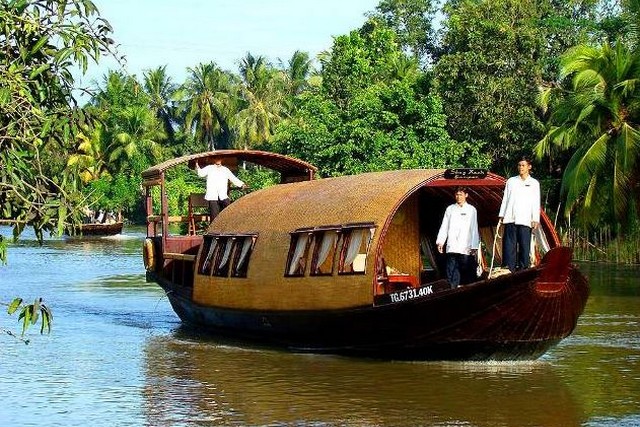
<box><xmin>181</xmin><ymin>62</ymin><xmax>237</xmax><ymax>150</ymax></box>
<box><xmin>536</xmin><ymin>40</ymin><xmax>640</xmax><ymax>229</ymax></box>
<box><xmin>143</xmin><ymin>65</ymin><xmax>178</xmax><ymax>141</ymax></box>
<box><xmin>67</xmin><ymin>123</ymin><xmax>111</xmax><ymax>183</ymax></box>
<box><xmin>90</xmin><ymin>70</ymin><xmax>165</xmax><ymax>174</ymax></box>
<box><xmin>108</xmin><ymin>104</ymin><xmax>166</xmax><ymax>170</ymax></box>
<box><xmin>235</xmin><ymin>53</ymin><xmax>286</xmax><ymax>149</ymax></box>
<box><xmin>280</xmin><ymin>50</ymin><xmax>313</xmax><ymax>96</ymax></box>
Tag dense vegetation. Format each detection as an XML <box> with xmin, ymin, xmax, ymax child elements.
<box><xmin>2</xmin><ymin>0</ymin><xmax>640</xmax><ymax>255</ymax></box>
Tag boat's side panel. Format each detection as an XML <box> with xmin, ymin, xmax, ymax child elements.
<box><xmin>160</xmin><ymin>259</ymin><xmax>588</xmax><ymax>361</ymax></box>
<box><xmin>192</xmin><ymin>226</ymin><xmax>376</xmax><ymax>310</ymax></box>
<box><xmin>381</xmin><ymin>195</ymin><xmax>421</xmax><ymax>278</ymax></box>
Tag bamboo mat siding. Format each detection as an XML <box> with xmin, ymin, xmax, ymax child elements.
<box><xmin>382</xmin><ymin>194</ymin><xmax>421</xmax><ymax>276</ymax></box>
<box><xmin>193</xmin><ymin>170</ymin><xmax>440</xmax><ymax>310</ymax></box>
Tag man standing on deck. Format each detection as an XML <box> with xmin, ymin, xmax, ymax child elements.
<box><xmin>498</xmin><ymin>156</ymin><xmax>541</xmax><ymax>272</ymax></box>
<box><xmin>436</xmin><ymin>186</ymin><xmax>480</xmax><ymax>288</ymax></box>
<box><xmin>195</xmin><ymin>157</ymin><xmax>246</xmax><ymax>221</ymax></box>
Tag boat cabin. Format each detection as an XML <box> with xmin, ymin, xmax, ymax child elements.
<box><xmin>143</xmin><ymin>152</ymin><xmax>559</xmax><ymax>312</ymax></box>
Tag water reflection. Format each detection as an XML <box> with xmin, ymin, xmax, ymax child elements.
<box><xmin>2</xmin><ymin>227</ymin><xmax>639</xmax><ymax>426</ymax></box>
<box><xmin>143</xmin><ymin>330</ymin><xmax>584</xmax><ymax>427</ymax></box>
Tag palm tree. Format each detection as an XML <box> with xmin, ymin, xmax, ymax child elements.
<box><xmin>536</xmin><ymin>40</ymin><xmax>640</xmax><ymax>229</ymax></box>
<box><xmin>143</xmin><ymin>65</ymin><xmax>178</xmax><ymax>141</ymax></box>
<box><xmin>181</xmin><ymin>62</ymin><xmax>238</xmax><ymax>150</ymax></box>
<box><xmin>67</xmin><ymin>123</ymin><xmax>111</xmax><ymax>183</ymax></box>
<box><xmin>235</xmin><ymin>52</ymin><xmax>286</xmax><ymax>149</ymax></box>
<box><xmin>280</xmin><ymin>50</ymin><xmax>313</xmax><ymax>96</ymax></box>
<box><xmin>108</xmin><ymin>105</ymin><xmax>166</xmax><ymax>171</ymax></box>
<box><xmin>90</xmin><ymin>70</ymin><xmax>166</xmax><ymax>174</ymax></box>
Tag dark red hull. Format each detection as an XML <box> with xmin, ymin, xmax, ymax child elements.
<box><xmin>151</xmin><ymin>248</ymin><xmax>589</xmax><ymax>361</ymax></box>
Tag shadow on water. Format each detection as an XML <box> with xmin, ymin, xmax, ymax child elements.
<box><xmin>142</xmin><ymin>327</ymin><xmax>585</xmax><ymax>427</ymax></box>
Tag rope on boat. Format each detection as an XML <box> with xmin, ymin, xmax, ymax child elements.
<box><xmin>489</xmin><ymin>219</ymin><xmax>502</xmax><ymax>277</ymax></box>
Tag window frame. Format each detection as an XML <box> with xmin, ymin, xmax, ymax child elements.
<box><xmin>309</xmin><ymin>228</ymin><xmax>341</xmax><ymax>276</ymax></box>
<box><xmin>198</xmin><ymin>233</ymin><xmax>258</xmax><ymax>278</ymax></box>
<box><xmin>230</xmin><ymin>235</ymin><xmax>257</xmax><ymax>278</ymax></box>
<box><xmin>285</xmin><ymin>223</ymin><xmax>376</xmax><ymax>278</ymax></box>
<box><xmin>337</xmin><ymin>223</ymin><xmax>375</xmax><ymax>275</ymax></box>
<box><xmin>284</xmin><ymin>229</ymin><xmax>314</xmax><ymax>277</ymax></box>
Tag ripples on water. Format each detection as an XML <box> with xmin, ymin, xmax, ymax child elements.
<box><xmin>1</xmin><ymin>227</ymin><xmax>639</xmax><ymax>426</ymax></box>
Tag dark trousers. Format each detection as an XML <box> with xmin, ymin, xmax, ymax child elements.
<box><xmin>502</xmin><ymin>223</ymin><xmax>532</xmax><ymax>272</ymax></box>
<box><xmin>208</xmin><ymin>198</ymin><xmax>230</xmax><ymax>221</ymax></box>
<box><xmin>446</xmin><ymin>253</ymin><xmax>476</xmax><ymax>288</ymax></box>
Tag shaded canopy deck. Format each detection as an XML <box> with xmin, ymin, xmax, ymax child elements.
<box><xmin>142</xmin><ymin>150</ymin><xmax>318</xmax><ymax>186</ymax></box>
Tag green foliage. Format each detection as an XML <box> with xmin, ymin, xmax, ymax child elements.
<box><xmin>236</xmin><ymin>167</ymin><xmax>280</xmax><ymax>191</ymax></box>
<box><xmin>3</xmin><ymin>297</ymin><xmax>52</xmax><ymax>344</ymax></box>
<box><xmin>435</xmin><ymin>0</ymin><xmax>549</xmax><ymax>173</ymax></box>
<box><xmin>369</xmin><ymin>0</ymin><xmax>439</xmax><ymax>63</ymax></box>
<box><xmin>0</xmin><ymin>0</ymin><xmax>117</xmax><ymax>241</ymax></box>
<box><xmin>88</xmin><ymin>71</ymin><xmax>167</xmax><ymax>174</ymax></box>
<box><xmin>272</xmin><ymin>19</ymin><xmax>488</xmax><ymax>177</ymax></box>
<box><xmin>150</xmin><ymin>165</ymin><xmax>202</xmax><ymax>216</ymax></box>
<box><xmin>85</xmin><ymin>173</ymin><xmax>141</xmax><ymax>214</ymax></box>
<box><xmin>235</xmin><ymin>53</ymin><xmax>287</xmax><ymax>150</ymax></box>
<box><xmin>181</xmin><ymin>62</ymin><xmax>238</xmax><ymax>150</ymax></box>
<box><xmin>536</xmin><ymin>40</ymin><xmax>640</xmax><ymax>231</ymax></box>
<box><xmin>143</xmin><ymin>65</ymin><xmax>179</xmax><ymax>142</ymax></box>
<box><xmin>320</xmin><ymin>21</ymin><xmax>402</xmax><ymax>109</ymax></box>
<box><xmin>67</xmin><ymin>71</ymin><xmax>169</xmax><ymax>221</ymax></box>
<box><xmin>435</xmin><ymin>0</ymin><xmax>625</xmax><ymax>175</ymax></box>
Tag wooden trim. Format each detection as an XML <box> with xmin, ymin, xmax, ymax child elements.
<box><xmin>148</xmin><ymin>215</ymin><xmax>190</xmax><ymax>223</ymax></box>
<box><xmin>164</xmin><ymin>253</ymin><xmax>196</xmax><ymax>262</ymax></box>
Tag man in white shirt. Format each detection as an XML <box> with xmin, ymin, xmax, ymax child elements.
<box><xmin>436</xmin><ymin>186</ymin><xmax>480</xmax><ymax>288</ymax></box>
<box><xmin>498</xmin><ymin>156</ymin><xmax>541</xmax><ymax>272</ymax></box>
<box><xmin>195</xmin><ymin>157</ymin><xmax>246</xmax><ymax>221</ymax></box>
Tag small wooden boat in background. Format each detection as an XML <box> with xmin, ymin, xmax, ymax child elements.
<box><xmin>76</xmin><ymin>221</ymin><xmax>124</xmax><ymax>236</ymax></box>
<box><xmin>141</xmin><ymin>150</ymin><xmax>589</xmax><ymax>361</ymax></box>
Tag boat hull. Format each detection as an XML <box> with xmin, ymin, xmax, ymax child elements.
<box><xmin>151</xmin><ymin>261</ymin><xmax>589</xmax><ymax>361</ymax></box>
<box><xmin>77</xmin><ymin>222</ymin><xmax>123</xmax><ymax>236</ymax></box>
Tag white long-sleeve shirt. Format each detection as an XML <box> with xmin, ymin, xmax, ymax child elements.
<box><xmin>436</xmin><ymin>202</ymin><xmax>480</xmax><ymax>255</ymax></box>
<box><xmin>498</xmin><ymin>175</ymin><xmax>540</xmax><ymax>226</ymax></box>
<box><xmin>197</xmin><ymin>164</ymin><xmax>244</xmax><ymax>201</ymax></box>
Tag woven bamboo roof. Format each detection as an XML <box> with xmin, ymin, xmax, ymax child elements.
<box><xmin>142</xmin><ymin>150</ymin><xmax>317</xmax><ymax>184</ymax></box>
<box><xmin>212</xmin><ymin>168</ymin><xmax>506</xmax><ymax>233</ymax></box>
<box><xmin>212</xmin><ymin>169</ymin><xmax>436</xmax><ymax>233</ymax></box>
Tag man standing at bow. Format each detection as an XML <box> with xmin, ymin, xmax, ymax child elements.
<box><xmin>498</xmin><ymin>156</ymin><xmax>541</xmax><ymax>272</ymax></box>
<box><xmin>195</xmin><ymin>157</ymin><xmax>246</xmax><ymax>221</ymax></box>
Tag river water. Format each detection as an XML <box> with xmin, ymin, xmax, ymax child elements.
<box><xmin>0</xmin><ymin>226</ymin><xmax>638</xmax><ymax>427</ymax></box>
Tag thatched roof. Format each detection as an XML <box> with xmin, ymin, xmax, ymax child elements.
<box><xmin>211</xmin><ymin>169</ymin><xmax>442</xmax><ymax>234</ymax></box>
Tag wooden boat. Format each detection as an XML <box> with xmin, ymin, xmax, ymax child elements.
<box><xmin>142</xmin><ymin>150</ymin><xmax>589</xmax><ymax>361</ymax></box>
<box><xmin>68</xmin><ymin>221</ymin><xmax>124</xmax><ymax>236</ymax></box>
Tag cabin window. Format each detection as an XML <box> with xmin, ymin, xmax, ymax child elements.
<box><xmin>211</xmin><ymin>237</ymin><xmax>233</xmax><ymax>277</ymax></box>
<box><xmin>199</xmin><ymin>234</ymin><xmax>257</xmax><ymax>278</ymax></box>
<box><xmin>338</xmin><ymin>227</ymin><xmax>374</xmax><ymax>274</ymax></box>
<box><xmin>286</xmin><ymin>223</ymin><xmax>376</xmax><ymax>277</ymax></box>
<box><xmin>310</xmin><ymin>230</ymin><xmax>339</xmax><ymax>276</ymax></box>
<box><xmin>231</xmin><ymin>235</ymin><xmax>256</xmax><ymax>278</ymax></box>
<box><xmin>199</xmin><ymin>236</ymin><xmax>219</xmax><ymax>275</ymax></box>
<box><xmin>285</xmin><ymin>232</ymin><xmax>312</xmax><ymax>276</ymax></box>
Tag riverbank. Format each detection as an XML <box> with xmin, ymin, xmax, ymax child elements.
<box><xmin>562</xmin><ymin>227</ymin><xmax>640</xmax><ymax>264</ymax></box>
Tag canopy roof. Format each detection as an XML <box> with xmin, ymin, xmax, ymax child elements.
<box><xmin>211</xmin><ymin>169</ymin><xmax>506</xmax><ymax>234</ymax></box>
<box><xmin>142</xmin><ymin>150</ymin><xmax>318</xmax><ymax>184</ymax></box>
